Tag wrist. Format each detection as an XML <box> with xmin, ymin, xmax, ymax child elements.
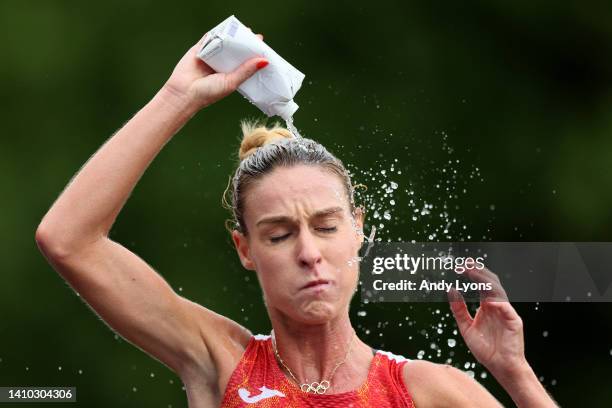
<box><xmin>488</xmin><ymin>356</ymin><xmax>530</xmax><ymax>383</ymax></box>
<box><xmin>493</xmin><ymin>360</ymin><xmax>556</xmax><ymax>407</ymax></box>
<box><xmin>157</xmin><ymin>84</ymin><xmax>201</xmax><ymax>118</ymax></box>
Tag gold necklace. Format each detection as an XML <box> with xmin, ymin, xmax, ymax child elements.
<box><xmin>270</xmin><ymin>329</ymin><xmax>356</xmax><ymax>394</ymax></box>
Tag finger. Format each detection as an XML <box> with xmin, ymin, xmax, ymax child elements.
<box><xmin>225</xmin><ymin>57</ymin><xmax>269</xmax><ymax>90</ymax></box>
<box><xmin>497</xmin><ymin>302</ymin><xmax>520</xmax><ymax>321</ymax></box>
<box><xmin>465</xmin><ymin>267</ymin><xmax>508</xmax><ymax>302</ymax></box>
<box><xmin>448</xmin><ymin>288</ymin><xmax>473</xmax><ymax>336</ymax></box>
<box><xmin>197</xmin><ymin>31</ymin><xmax>209</xmax><ymax>47</ymax></box>
<box><xmin>245</xmin><ymin>26</ymin><xmax>263</xmax><ymax>40</ymax></box>
<box><xmin>465</xmin><ymin>265</ymin><xmax>500</xmax><ymax>283</ymax></box>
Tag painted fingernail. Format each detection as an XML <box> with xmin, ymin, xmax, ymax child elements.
<box><xmin>256</xmin><ymin>60</ymin><xmax>269</xmax><ymax>70</ymax></box>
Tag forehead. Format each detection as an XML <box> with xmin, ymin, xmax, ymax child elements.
<box><xmin>243</xmin><ymin>165</ymin><xmax>348</xmax><ymax>221</ymax></box>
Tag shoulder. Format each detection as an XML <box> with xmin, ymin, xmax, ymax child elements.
<box><xmin>402</xmin><ymin>360</ymin><xmax>503</xmax><ymax>408</ymax></box>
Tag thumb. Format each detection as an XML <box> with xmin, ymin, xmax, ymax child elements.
<box><xmin>225</xmin><ymin>57</ymin><xmax>269</xmax><ymax>91</ymax></box>
<box><xmin>448</xmin><ymin>288</ymin><xmax>473</xmax><ymax>336</ymax></box>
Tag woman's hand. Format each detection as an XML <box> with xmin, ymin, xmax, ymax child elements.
<box><xmin>448</xmin><ymin>267</ymin><xmax>526</xmax><ymax>378</ymax></box>
<box><xmin>162</xmin><ymin>32</ymin><xmax>268</xmax><ymax>112</ymax></box>
<box><xmin>448</xmin><ymin>268</ymin><xmax>559</xmax><ymax>407</ymax></box>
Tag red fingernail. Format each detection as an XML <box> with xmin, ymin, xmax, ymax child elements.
<box><xmin>256</xmin><ymin>60</ymin><xmax>269</xmax><ymax>70</ymax></box>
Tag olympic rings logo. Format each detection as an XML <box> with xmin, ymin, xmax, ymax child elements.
<box><xmin>300</xmin><ymin>380</ymin><xmax>330</xmax><ymax>394</ymax></box>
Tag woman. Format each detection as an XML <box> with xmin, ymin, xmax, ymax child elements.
<box><xmin>35</xmin><ymin>32</ymin><xmax>557</xmax><ymax>407</ymax></box>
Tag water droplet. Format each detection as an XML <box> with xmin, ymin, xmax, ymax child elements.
<box><xmin>132</xmin><ymin>386</ymin><xmax>138</xmax><ymax>392</ymax></box>
<box><xmin>417</xmin><ymin>350</ymin><xmax>425</xmax><ymax>359</ymax></box>
<box><xmin>357</xmin><ymin>310</ymin><xmax>367</xmax><ymax>317</ymax></box>
<box><xmin>447</xmin><ymin>338</ymin><xmax>456</xmax><ymax>348</ymax></box>
<box><xmin>542</xmin><ymin>331</ymin><xmax>548</xmax><ymax>338</ymax></box>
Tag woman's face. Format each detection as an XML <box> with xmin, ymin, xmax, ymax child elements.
<box><xmin>232</xmin><ymin>164</ymin><xmax>364</xmax><ymax>325</ymax></box>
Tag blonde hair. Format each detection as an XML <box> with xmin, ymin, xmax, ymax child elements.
<box><xmin>223</xmin><ymin>119</ymin><xmax>359</xmax><ymax>235</ymax></box>
<box><xmin>238</xmin><ymin>120</ymin><xmax>292</xmax><ymax>161</ymax></box>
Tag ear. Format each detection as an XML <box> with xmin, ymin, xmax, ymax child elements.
<box><xmin>231</xmin><ymin>229</ymin><xmax>256</xmax><ymax>271</ymax></box>
<box><xmin>352</xmin><ymin>206</ymin><xmax>365</xmax><ymax>246</ymax></box>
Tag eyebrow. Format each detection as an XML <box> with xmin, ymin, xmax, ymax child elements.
<box><xmin>255</xmin><ymin>206</ymin><xmax>345</xmax><ymax>227</ymax></box>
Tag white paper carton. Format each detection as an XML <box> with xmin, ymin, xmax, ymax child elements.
<box><xmin>197</xmin><ymin>15</ymin><xmax>305</xmax><ymax>120</ymax></box>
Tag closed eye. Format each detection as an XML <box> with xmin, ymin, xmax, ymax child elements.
<box><xmin>317</xmin><ymin>227</ymin><xmax>337</xmax><ymax>233</ymax></box>
<box><xmin>270</xmin><ymin>233</ymin><xmax>290</xmax><ymax>243</ymax></box>
<box><xmin>269</xmin><ymin>227</ymin><xmax>337</xmax><ymax>243</ymax></box>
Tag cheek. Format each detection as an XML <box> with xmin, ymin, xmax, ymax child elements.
<box><xmin>329</xmin><ymin>244</ymin><xmax>358</xmax><ymax>280</ymax></box>
<box><xmin>254</xmin><ymin>249</ymin><xmax>292</xmax><ymax>285</ymax></box>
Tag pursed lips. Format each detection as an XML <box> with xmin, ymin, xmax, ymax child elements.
<box><xmin>300</xmin><ymin>279</ymin><xmax>331</xmax><ymax>290</ymax></box>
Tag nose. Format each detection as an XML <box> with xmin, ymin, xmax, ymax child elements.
<box><xmin>296</xmin><ymin>229</ymin><xmax>323</xmax><ymax>270</ymax></box>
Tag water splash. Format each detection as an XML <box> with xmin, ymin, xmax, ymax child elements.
<box><xmin>342</xmin><ymin>129</ymin><xmax>493</xmax><ymax>379</ymax></box>
<box><xmin>285</xmin><ymin>117</ymin><xmax>302</xmax><ymax>138</ymax></box>
<box><xmin>345</xmin><ymin>130</ymin><xmax>489</xmax><ymax>244</ymax></box>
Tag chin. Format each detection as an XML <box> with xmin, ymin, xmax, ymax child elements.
<box><xmin>296</xmin><ymin>300</ymin><xmax>337</xmax><ymax>324</ymax></box>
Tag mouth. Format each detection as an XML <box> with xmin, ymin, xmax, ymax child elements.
<box><xmin>300</xmin><ymin>279</ymin><xmax>331</xmax><ymax>290</ymax></box>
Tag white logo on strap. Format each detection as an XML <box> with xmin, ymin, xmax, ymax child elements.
<box><xmin>238</xmin><ymin>386</ymin><xmax>286</xmax><ymax>403</ymax></box>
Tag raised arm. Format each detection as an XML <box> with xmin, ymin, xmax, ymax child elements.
<box><xmin>35</xmin><ymin>35</ymin><xmax>268</xmax><ymax>380</ymax></box>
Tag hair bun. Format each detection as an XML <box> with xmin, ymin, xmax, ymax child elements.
<box><xmin>239</xmin><ymin>120</ymin><xmax>293</xmax><ymax>161</ymax></box>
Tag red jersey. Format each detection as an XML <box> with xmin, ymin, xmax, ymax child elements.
<box><xmin>220</xmin><ymin>334</ymin><xmax>416</xmax><ymax>407</ymax></box>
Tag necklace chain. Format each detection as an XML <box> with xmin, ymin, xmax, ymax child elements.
<box><xmin>270</xmin><ymin>329</ymin><xmax>356</xmax><ymax>394</ymax></box>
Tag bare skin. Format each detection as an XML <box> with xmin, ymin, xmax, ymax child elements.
<box><xmin>36</xmin><ymin>32</ymin><xmax>558</xmax><ymax>407</ymax></box>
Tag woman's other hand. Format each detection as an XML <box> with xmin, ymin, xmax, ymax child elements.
<box><xmin>448</xmin><ymin>267</ymin><xmax>526</xmax><ymax>378</ymax></box>
<box><xmin>162</xmin><ymin>32</ymin><xmax>268</xmax><ymax>112</ymax></box>
<box><xmin>448</xmin><ymin>268</ymin><xmax>559</xmax><ymax>406</ymax></box>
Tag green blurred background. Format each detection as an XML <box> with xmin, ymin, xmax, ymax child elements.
<box><xmin>2</xmin><ymin>0</ymin><xmax>612</xmax><ymax>406</ymax></box>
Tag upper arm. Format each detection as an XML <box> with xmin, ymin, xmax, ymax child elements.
<box><xmin>38</xmin><ymin>236</ymin><xmax>250</xmax><ymax>379</ymax></box>
<box><xmin>403</xmin><ymin>360</ymin><xmax>503</xmax><ymax>408</ymax></box>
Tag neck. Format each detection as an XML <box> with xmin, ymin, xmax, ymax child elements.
<box><xmin>269</xmin><ymin>312</ymin><xmax>372</xmax><ymax>392</ymax></box>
